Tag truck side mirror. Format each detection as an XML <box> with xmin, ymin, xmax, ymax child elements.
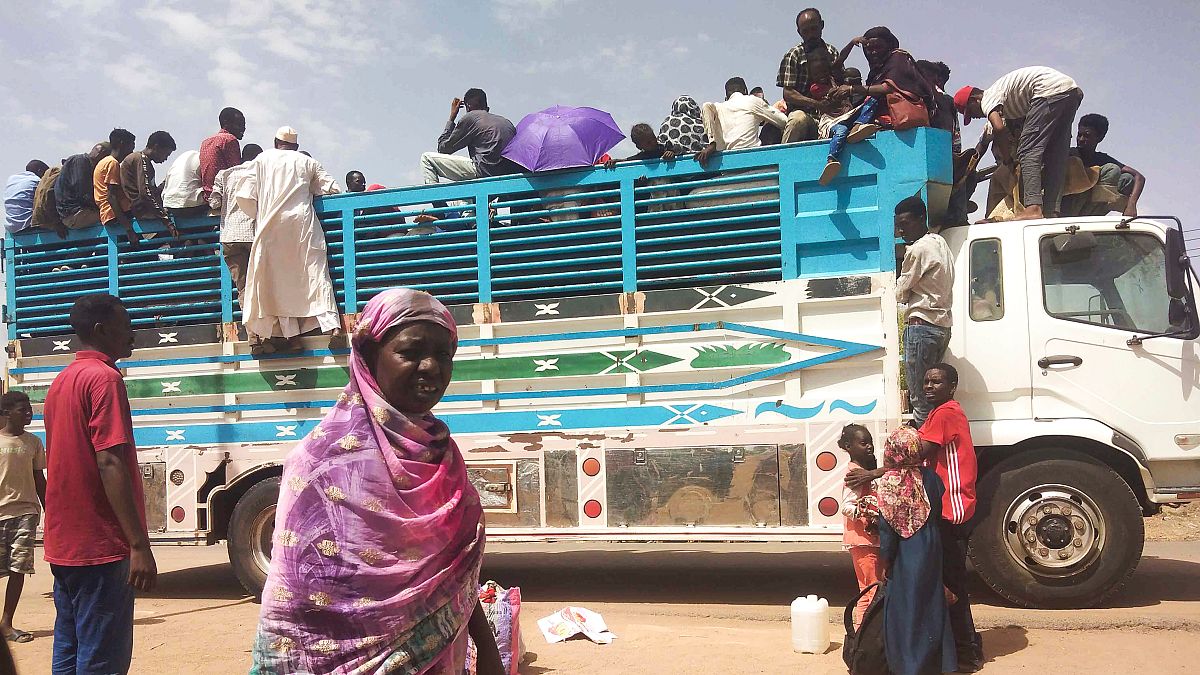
<box><xmin>1166</xmin><ymin>227</ymin><xmax>1188</xmax><ymax>300</ymax></box>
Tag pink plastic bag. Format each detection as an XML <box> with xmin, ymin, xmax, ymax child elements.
<box><xmin>464</xmin><ymin>581</ymin><xmax>524</xmax><ymax>675</ymax></box>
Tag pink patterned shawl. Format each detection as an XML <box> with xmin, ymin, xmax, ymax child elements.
<box><xmin>252</xmin><ymin>289</ymin><xmax>484</xmax><ymax>674</ymax></box>
<box><xmin>876</xmin><ymin>426</ymin><xmax>932</xmax><ymax>539</ymax></box>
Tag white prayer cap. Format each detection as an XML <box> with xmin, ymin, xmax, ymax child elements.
<box><xmin>275</xmin><ymin>126</ymin><xmax>299</xmax><ymax>143</ymax></box>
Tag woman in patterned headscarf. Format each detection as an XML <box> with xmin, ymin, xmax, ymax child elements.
<box><xmin>658</xmin><ymin>95</ymin><xmax>710</xmax><ymax>154</ymax></box>
<box><xmin>251</xmin><ymin>288</ymin><xmax>503</xmax><ymax>674</ymax></box>
<box><xmin>876</xmin><ymin>425</ymin><xmax>957</xmax><ymax>675</ymax></box>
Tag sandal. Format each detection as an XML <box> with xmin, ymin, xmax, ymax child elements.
<box><xmin>5</xmin><ymin>629</ymin><xmax>33</xmax><ymax>643</ymax></box>
<box><xmin>819</xmin><ymin>159</ymin><xmax>842</xmax><ymax>186</ymax></box>
<box><xmin>846</xmin><ymin>123</ymin><xmax>880</xmax><ymax>144</ymax></box>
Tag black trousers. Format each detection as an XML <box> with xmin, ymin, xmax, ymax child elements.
<box><xmin>939</xmin><ymin>517</ymin><xmax>979</xmax><ymax>655</ymax></box>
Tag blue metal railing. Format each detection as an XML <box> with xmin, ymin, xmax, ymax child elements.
<box><xmin>5</xmin><ymin>128</ymin><xmax>951</xmax><ymax>338</ymax></box>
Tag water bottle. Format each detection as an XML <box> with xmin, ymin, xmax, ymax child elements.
<box><xmin>790</xmin><ymin>594</ymin><xmax>831</xmax><ymax>653</ymax></box>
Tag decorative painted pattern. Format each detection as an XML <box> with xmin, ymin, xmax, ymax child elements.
<box><xmin>16</xmin><ymin>339</ymin><xmax>852</xmax><ymax>403</ymax></box>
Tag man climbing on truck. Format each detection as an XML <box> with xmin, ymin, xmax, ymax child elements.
<box><xmin>893</xmin><ymin>195</ymin><xmax>954</xmax><ymax>427</ymax></box>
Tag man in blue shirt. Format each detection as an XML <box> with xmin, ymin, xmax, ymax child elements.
<box><xmin>4</xmin><ymin>161</ymin><xmax>50</xmax><ymax>234</ymax></box>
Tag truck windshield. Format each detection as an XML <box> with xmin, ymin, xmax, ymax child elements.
<box><xmin>1040</xmin><ymin>232</ymin><xmax>1174</xmax><ymax>334</ymax></box>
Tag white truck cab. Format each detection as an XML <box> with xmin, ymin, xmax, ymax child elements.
<box><xmin>942</xmin><ymin>216</ymin><xmax>1199</xmax><ymax>607</ymax></box>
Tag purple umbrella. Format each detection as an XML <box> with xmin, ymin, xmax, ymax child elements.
<box><xmin>501</xmin><ymin>106</ymin><xmax>626</xmax><ymax>172</ymax></box>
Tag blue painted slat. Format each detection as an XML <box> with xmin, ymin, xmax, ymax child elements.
<box><xmin>8</xmin><ymin>129</ymin><xmax>952</xmax><ymax>339</ymax></box>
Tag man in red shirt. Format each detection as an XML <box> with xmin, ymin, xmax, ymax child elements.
<box><xmin>918</xmin><ymin>363</ymin><xmax>982</xmax><ymax>672</ymax></box>
<box><xmin>43</xmin><ymin>294</ymin><xmax>156</xmax><ymax>674</ymax></box>
<box><xmin>199</xmin><ymin>107</ymin><xmax>246</xmax><ymax>199</ymax></box>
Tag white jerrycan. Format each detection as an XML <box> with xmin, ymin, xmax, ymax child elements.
<box><xmin>790</xmin><ymin>594</ymin><xmax>831</xmax><ymax>653</ymax></box>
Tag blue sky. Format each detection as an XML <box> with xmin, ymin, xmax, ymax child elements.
<box><xmin>2</xmin><ymin>0</ymin><xmax>1197</xmax><ymax>250</ymax></box>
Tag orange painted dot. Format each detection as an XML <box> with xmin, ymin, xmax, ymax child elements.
<box><xmin>583</xmin><ymin>500</ymin><xmax>603</xmax><ymax>519</ymax></box>
<box><xmin>818</xmin><ymin>497</ymin><xmax>840</xmax><ymax>517</ymax></box>
<box><xmin>582</xmin><ymin>458</ymin><xmax>601</xmax><ymax>477</ymax></box>
<box><xmin>815</xmin><ymin>451</ymin><xmax>838</xmax><ymax>472</ymax></box>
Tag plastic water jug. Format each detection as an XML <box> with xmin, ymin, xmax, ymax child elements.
<box><xmin>790</xmin><ymin>594</ymin><xmax>830</xmax><ymax>653</ymax></box>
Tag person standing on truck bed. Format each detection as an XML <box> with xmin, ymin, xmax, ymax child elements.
<box><xmin>55</xmin><ymin>142</ymin><xmax>108</xmax><ymax>234</ymax></box>
<box><xmin>238</xmin><ymin>126</ymin><xmax>342</xmax><ymax>353</ymax></box>
<box><xmin>416</xmin><ymin>88</ymin><xmax>518</xmax><ymax>224</ymax></box>
<box><xmin>955</xmin><ymin>66</ymin><xmax>1084</xmax><ymax>220</ymax></box>
<box><xmin>893</xmin><ymin>195</ymin><xmax>953</xmax><ymax>427</ymax></box>
<box><xmin>200</xmin><ymin>107</ymin><xmax>245</xmax><ymax>201</ymax></box>
<box><xmin>42</xmin><ymin>294</ymin><xmax>157</xmax><ymax>675</ymax></box>
<box><xmin>210</xmin><ymin>143</ymin><xmax>264</xmax><ymax>324</ymax></box>
<box><xmin>251</xmin><ymin>288</ymin><xmax>504</xmax><ymax>675</ymax></box>
<box><xmin>776</xmin><ymin>7</ymin><xmax>845</xmax><ymax>143</ymax></box>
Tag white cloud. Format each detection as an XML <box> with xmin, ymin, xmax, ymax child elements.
<box><xmin>426</xmin><ymin>34</ymin><xmax>454</xmax><ymax>62</ymax></box>
<box><xmin>14</xmin><ymin>114</ymin><xmax>68</xmax><ymax>134</ymax></box>
<box><xmin>103</xmin><ymin>54</ymin><xmax>180</xmax><ymax>98</ymax></box>
<box><xmin>492</xmin><ymin>0</ymin><xmax>578</xmax><ymax>29</ymax></box>
<box><xmin>44</xmin><ymin>0</ymin><xmax>114</xmax><ymax>17</ymax></box>
<box><xmin>136</xmin><ymin>6</ymin><xmax>220</xmax><ymax>47</ymax></box>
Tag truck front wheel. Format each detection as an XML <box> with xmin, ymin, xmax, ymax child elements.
<box><xmin>969</xmin><ymin>449</ymin><xmax>1143</xmax><ymax>609</ymax></box>
<box><xmin>227</xmin><ymin>477</ymin><xmax>280</xmax><ymax>599</ymax></box>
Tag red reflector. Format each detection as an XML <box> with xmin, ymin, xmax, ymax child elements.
<box><xmin>170</xmin><ymin>506</ymin><xmax>186</xmax><ymax>523</ymax></box>
<box><xmin>1177</xmin><ymin>492</ymin><xmax>1200</xmax><ymax>500</ymax></box>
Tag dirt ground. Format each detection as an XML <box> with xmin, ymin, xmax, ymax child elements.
<box><xmin>1145</xmin><ymin>501</ymin><xmax>1200</xmax><ymax>541</ymax></box>
<box><xmin>8</xmin><ymin>540</ymin><xmax>1200</xmax><ymax>674</ymax></box>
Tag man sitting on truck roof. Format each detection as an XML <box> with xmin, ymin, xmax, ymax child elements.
<box><xmin>120</xmin><ymin>130</ymin><xmax>179</xmax><ymax>238</ymax></box>
<box><xmin>54</xmin><ymin>142</ymin><xmax>110</xmax><ymax>234</ymax></box>
<box><xmin>93</xmin><ymin>129</ymin><xmax>138</xmax><ymax>244</ymax></box>
<box><xmin>415</xmin><ymin>88</ymin><xmax>518</xmax><ymax>224</ymax></box>
<box><xmin>776</xmin><ymin>8</ymin><xmax>845</xmax><ymax>143</ymax></box>
<box><xmin>1060</xmin><ymin>113</ymin><xmax>1145</xmax><ymax>218</ymax></box>
<box><xmin>695</xmin><ymin>77</ymin><xmax>788</xmax><ymax>165</ymax></box>
<box><xmin>4</xmin><ymin>160</ymin><xmax>50</xmax><ymax>235</ymax></box>
<box><xmin>894</xmin><ymin>195</ymin><xmax>953</xmax><ymax>428</ymax></box>
<box><xmin>955</xmin><ymin>66</ymin><xmax>1084</xmax><ymax>220</ymax></box>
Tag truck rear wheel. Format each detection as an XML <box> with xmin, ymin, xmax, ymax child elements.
<box><xmin>969</xmin><ymin>449</ymin><xmax>1143</xmax><ymax>609</ymax></box>
<box><xmin>227</xmin><ymin>477</ymin><xmax>280</xmax><ymax>599</ymax></box>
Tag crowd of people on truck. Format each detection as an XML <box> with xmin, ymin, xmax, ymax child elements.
<box><xmin>0</xmin><ymin>5</ymin><xmax>1157</xmax><ymax>675</ymax></box>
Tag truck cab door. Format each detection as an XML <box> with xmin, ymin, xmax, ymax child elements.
<box><xmin>1024</xmin><ymin>222</ymin><xmax>1200</xmax><ymax>488</ymax></box>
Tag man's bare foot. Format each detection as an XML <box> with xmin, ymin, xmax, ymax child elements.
<box><xmin>1014</xmin><ymin>205</ymin><xmax>1045</xmax><ymax>221</ymax></box>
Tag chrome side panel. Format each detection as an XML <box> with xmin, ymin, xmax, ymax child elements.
<box><xmin>604</xmin><ymin>445</ymin><xmax>780</xmax><ymax>527</ymax></box>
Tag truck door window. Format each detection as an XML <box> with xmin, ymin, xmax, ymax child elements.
<box><xmin>970</xmin><ymin>239</ymin><xmax>1003</xmax><ymax>321</ymax></box>
<box><xmin>1039</xmin><ymin>233</ymin><xmax>1173</xmax><ymax>334</ymax></box>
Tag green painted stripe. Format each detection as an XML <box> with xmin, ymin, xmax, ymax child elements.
<box><xmin>15</xmin><ymin>343</ymin><xmax>790</xmax><ymax>401</ymax></box>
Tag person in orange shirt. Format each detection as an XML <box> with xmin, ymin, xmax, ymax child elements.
<box><xmin>93</xmin><ymin>128</ymin><xmax>138</xmax><ymax>245</ymax></box>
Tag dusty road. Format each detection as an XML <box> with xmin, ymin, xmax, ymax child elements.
<box><xmin>8</xmin><ymin>541</ymin><xmax>1200</xmax><ymax>674</ymax></box>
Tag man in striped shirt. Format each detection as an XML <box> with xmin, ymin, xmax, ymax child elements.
<box><xmin>919</xmin><ymin>362</ymin><xmax>981</xmax><ymax>672</ymax></box>
<box><xmin>955</xmin><ymin>66</ymin><xmax>1083</xmax><ymax>220</ymax></box>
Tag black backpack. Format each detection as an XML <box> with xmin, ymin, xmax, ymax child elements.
<box><xmin>842</xmin><ymin>582</ymin><xmax>889</xmax><ymax>675</ymax></box>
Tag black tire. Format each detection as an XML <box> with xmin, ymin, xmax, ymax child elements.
<box><xmin>227</xmin><ymin>477</ymin><xmax>280</xmax><ymax>599</ymax></box>
<box><xmin>969</xmin><ymin>448</ymin><xmax>1144</xmax><ymax>609</ymax></box>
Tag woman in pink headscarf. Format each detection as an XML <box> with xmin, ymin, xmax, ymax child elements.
<box><xmin>251</xmin><ymin>288</ymin><xmax>503</xmax><ymax>674</ymax></box>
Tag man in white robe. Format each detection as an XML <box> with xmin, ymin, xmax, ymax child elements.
<box><xmin>237</xmin><ymin>126</ymin><xmax>342</xmax><ymax>351</ymax></box>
